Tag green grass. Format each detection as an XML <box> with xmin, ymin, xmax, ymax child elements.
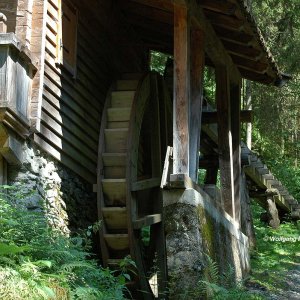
<box><xmin>250</xmin><ymin>202</ymin><xmax>300</xmax><ymax>292</ymax></box>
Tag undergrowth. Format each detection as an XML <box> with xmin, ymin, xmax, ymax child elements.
<box><xmin>0</xmin><ymin>185</ymin><xmax>132</xmax><ymax>300</ymax></box>
<box><xmin>250</xmin><ymin>201</ymin><xmax>300</xmax><ymax>292</ymax></box>
<box><xmin>197</xmin><ymin>255</ymin><xmax>264</xmax><ymax>300</ymax></box>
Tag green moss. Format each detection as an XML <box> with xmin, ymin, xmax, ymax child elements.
<box><xmin>197</xmin><ymin>206</ymin><xmax>215</xmax><ymax>256</ymax></box>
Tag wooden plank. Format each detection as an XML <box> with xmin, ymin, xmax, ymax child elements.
<box><xmin>107</xmin><ymin>121</ymin><xmax>129</xmax><ymax>129</ymax></box>
<box><xmin>41</xmin><ymin>110</ymin><xmax>98</xmax><ymax>151</ymax></box>
<box><xmin>204</xmin><ymin>168</ymin><xmax>218</xmax><ymax>185</ymax></box>
<box><xmin>42</xmin><ymin>91</ymin><xmax>99</xmax><ymax>141</ymax></box>
<box><xmin>173</xmin><ymin>4</ymin><xmax>190</xmax><ymax>175</ymax></box>
<box><xmin>161</xmin><ymin>146</ymin><xmax>173</xmax><ymax>188</ymax></box>
<box><xmin>111</xmin><ymin>91</ymin><xmax>135</xmax><ymax>108</ymax></box>
<box><xmin>102</xmin><ymin>153</ymin><xmax>126</xmax><ymax>167</ymax></box>
<box><xmin>104</xmin><ymin>166</ymin><xmax>126</xmax><ymax>179</ymax></box>
<box><xmin>238</xmin><ymin>68</ymin><xmax>274</xmax><ymax>85</ymax></box>
<box><xmin>131</xmin><ymin>177</ymin><xmax>161</xmax><ymax>191</ymax></box>
<box><xmin>104</xmin><ymin>234</ymin><xmax>129</xmax><ymax>250</ymax></box>
<box><xmin>216</xmin><ymin>65</ymin><xmax>234</xmax><ymax>218</ymax></box>
<box><xmin>34</xmin><ymin>134</ymin><xmax>95</xmax><ymax>183</ymax></box>
<box><xmin>116</xmin><ymin>79</ymin><xmax>139</xmax><ymax>91</ymax></box>
<box><xmin>96</xmin><ymin>83</ymin><xmax>113</xmax><ymax>267</ymax></box>
<box><xmin>40</xmin><ymin>113</ymin><xmax>97</xmax><ymax>160</ymax></box>
<box><xmin>129</xmin><ymin>0</ymin><xmax>173</xmax><ymax>12</ymax></box>
<box><xmin>104</xmin><ymin>128</ymin><xmax>128</xmax><ymax>153</ymax></box>
<box><xmin>44</xmin><ymin>54</ymin><xmax>105</xmax><ymax>110</ymax></box>
<box><xmin>45</xmin><ymin>48</ymin><xmax>107</xmax><ymax>104</ymax></box>
<box><xmin>169</xmin><ymin>173</ymin><xmax>201</xmax><ymax>192</ymax></box>
<box><xmin>150</xmin><ymin>74</ymin><xmax>162</xmax><ymax>178</ymax></box>
<box><xmin>47</xmin><ymin>1</ymin><xmax>59</xmax><ymax>21</ymax></box>
<box><xmin>39</xmin><ymin>123</ymin><xmax>96</xmax><ymax>169</ymax></box>
<box><xmin>102</xmin><ymin>207</ymin><xmax>127</xmax><ymax>230</ymax></box>
<box><xmin>222</xmin><ymin>40</ymin><xmax>261</xmax><ymax>59</ymax></box>
<box><xmin>43</xmin><ymin>80</ymin><xmax>100</xmax><ymax>126</ymax></box>
<box><xmin>44</xmin><ymin>57</ymin><xmax>104</xmax><ymax>114</ymax></box>
<box><xmin>200</xmin><ymin>0</ymin><xmax>237</xmax><ymax>16</ymax></box>
<box><xmin>214</xmin><ymin>25</ymin><xmax>253</xmax><ymax>44</ymax></box>
<box><xmin>231</xmin><ymin>54</ymin><xmax>269</xmax><ymax>73</ymax></box>
<box><xmin>132</xmin><ymin>214</ymin><xmax>162</xmax><ymax>229</ymax></box>
<box><xmin>31</xmin><ymin>0</ymin><xmax>51</xmax><ymax>131</ymax></box>
<box><xmin>107</xmin><ymin>107</ymin><xmax>131</xmax><ymax>122</ymax></box>
<box><xmin>189</xmin><ymin>27</ymin><xmax>205</xmax><ymax>182</ymax></box>
<box><xmin>204</xmin><ymin>10</ymin><xmax>244</xmax><ymax>30</ymax></box>
<box><xmin>102</xmin><ymin>179</ymin><xmax>127</xmax><ymax>206</ymax></box>
<box><xmin>189</xmin><ymin>0</ymin><xmax>241</xmax><ymax>84</ymax></box>
<box><xmin>230</xmin><ymin>82</ymin><xmax>242</xmax><ymax>224</ymax></box>
<box><xmin>202</xmin><ymin>110</ymin><xmax>252</xmax><ymax>124</ymax></box>
<box><xmin>121</xmin><ymin>1</ymin><xmax>173</xmax><ymax>24</ymax></box>
<box><xmin>46</xmin><ymin>17</ymin><xmax>59</xmax><ymax>35</ymax></box>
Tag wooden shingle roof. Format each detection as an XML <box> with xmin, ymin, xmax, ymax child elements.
<box><xmin>119</xmin><ymin>0</ymin><xmax>290</xmax><ymax>86</ymax></box>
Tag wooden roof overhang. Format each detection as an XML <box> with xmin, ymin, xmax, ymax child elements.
<box><xmin>119</xmin><ymin>0</ymin><xmax>290</xmax><ymax>86</ymax></box>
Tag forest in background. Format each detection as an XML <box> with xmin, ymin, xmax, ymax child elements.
<box><xmin>249</xmin><ymin>0</ymin><xmax>300</xmax><ymax>199</ymax></box>
<box><xmin>151</xmin><ymin>0</ymin><xmax>300</xmax><ymax>201</ymax></box>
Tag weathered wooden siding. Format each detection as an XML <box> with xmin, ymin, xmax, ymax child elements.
<box><xmin>33</xmin><ymin>0</ymin><xmax>145</xmax><ymax>183</ymax></box>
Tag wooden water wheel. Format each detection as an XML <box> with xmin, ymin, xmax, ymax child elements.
<box><xmin>97</xmin><ymin>72</ymin><xmax>172</xmax><ymax>299</ymax></box>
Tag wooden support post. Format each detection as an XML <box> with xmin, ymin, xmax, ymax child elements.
<box><xmin>216</xmin><ymin>65</ymin><xmax>235</xmax><ymax>218</ymax></box>
<box><xmin>173</xmin><ymin>3</ymin><xmax>190</xmax><ymax>175</ymax></box>
<box><xmin>204</xmin><ymin>168</ymin><xmax>218</xmax><ymax>185</ymax></box>
<box><xmin>0</xmin><ymin>13</ymin><xmax>7</xmax><ymax>33</ymax></box>
<box><xmin>189</xmin><ymin>27</ymin><xmax>205</xmax><ymax>182</ymax></box>
<box><xmin>231</xmin><ymin>82</ymin><xmax>241</xmax><ymax>224</ymax></box>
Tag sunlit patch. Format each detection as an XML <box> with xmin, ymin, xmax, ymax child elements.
<box><xmin>149</xmin><ymin>272</ymin><xmax>158</xmax><ymax>298</ymax></box>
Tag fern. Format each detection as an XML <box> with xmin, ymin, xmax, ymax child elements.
<box><xmin>197</xmin><ymin>255</ymin><xmax>266</xmax><ymax>299</ymax></box>
<box><xmin>0</xmin><ymin>185</ymin><xmax>129</xmax><ymax>299</ymax></box>
<box><xmin>60</xmin><ymin>261</ymin><xmax>98</xmax><ymax>273</ymax></box>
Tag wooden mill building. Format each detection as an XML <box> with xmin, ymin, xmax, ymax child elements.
<box><xmin>0</xmin><ymin>0</ymin><xmax>296</xmax><ymax>298</ymax></box>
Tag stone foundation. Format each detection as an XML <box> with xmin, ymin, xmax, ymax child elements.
<box><xmin>164</xmin><ymin>187</ymin><xmax>250</xmax><ymax>299</ymax></box>
<box><xmin>7</xmin><ymin>141</ymin><xmax>97</xmax><ymax>235</ymax></box>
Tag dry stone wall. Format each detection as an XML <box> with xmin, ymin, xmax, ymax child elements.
<box><xmin>7</xmin><ymin>140</ymin><xmax>97</xmax><ymax>235</ymax></box>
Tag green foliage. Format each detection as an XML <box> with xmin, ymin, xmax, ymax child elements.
<box><xmin>149</xmin><ymin>51</ymin><xmax>172</xmax><ymax>75</ymax></box>
<box><xmin>250</xmin><ymin>202</ymin><xmax>300</xmax><ymax>292</ymax></box>
<box><xmin>141</xmin><ymin>226</ymin><xmax>150</xmax><ymax>246</ymax></box>
<box><xmin>0</xmin><ymin>185</ymin><xmax>130</xmax><ymax>300</ymax></box>
<box><xmin>203</xmin><ymin>67</ymin><xmax>216</xmax><ymax>105</ymax></box>
<box><xmin>198</xmin><ymin>255</ymin><xmax>265</xmax><ymax>300</ymax></box>
<box><xmin>248</xmin><ymin>0</ymin><xmax>300</xmax><ymax>192</ymax></box>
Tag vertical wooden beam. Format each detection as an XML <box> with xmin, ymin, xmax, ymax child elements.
<box><xmin>0</xmin><ymin>13</ymin><xmax>7</xmax><ymax>33</ymax></box>
<box><xmin>173</xmin><ymin>4</ymin><xmax>190</xmax><ymax>175</ymax></box>
<box><xmin>189</xmin><ymin>27</ymin><xmax>205</xmax><ymax>182</ymax></box>
<box><xmin>204</xmin><ymin>168</ymin><xmax>218</xmax><ymax>185</ymax></box>
<box><xmin>216</xmin><ymin>65</ymin><xmax>235</xmax><ymax>218</ymax></box>
<box><xmin>231</xmin><ymin>82</ymin><xmax>241</xmax><ymax>224</ymax></box>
